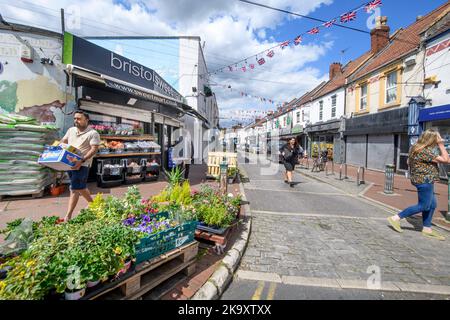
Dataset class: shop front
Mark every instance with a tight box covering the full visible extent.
[419,103,450,179]
[63,32,206,186]
[305,119,342,163]
[344,107,409,172]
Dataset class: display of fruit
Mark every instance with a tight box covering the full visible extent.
[107,141,125,149]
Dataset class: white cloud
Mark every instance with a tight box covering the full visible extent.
[0,0,335,127]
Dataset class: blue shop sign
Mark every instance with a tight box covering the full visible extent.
[419,104,450,122]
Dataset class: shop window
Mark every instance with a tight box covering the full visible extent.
[360,84,367,110]
[319,101,323,121]
[296,111,300,123]
[302,110,305,122]
[386,71,397,104]
[331,95,336,118]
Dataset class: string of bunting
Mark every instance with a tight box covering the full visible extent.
[207,0,382,75]
[214,83,288,108]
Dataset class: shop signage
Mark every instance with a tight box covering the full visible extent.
[63,32,183,102]
[419,104,450,122]
[104,79,178,108]
[280,127,292,135]
[292,124,303,134]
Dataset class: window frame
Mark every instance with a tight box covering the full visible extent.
[319,100,323,121]
[385,71,397,104]
[360,83,368,111]
[331,95,337,118]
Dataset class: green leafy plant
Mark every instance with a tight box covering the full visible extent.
[164,166,184,187]
[227,167,238,177]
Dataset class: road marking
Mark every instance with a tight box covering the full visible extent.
[251,281,265,300]
[237,270,450,295]
[267,282,277,300]
[237,270,282,283]
[251,210,389,221]
[244,186,350,196]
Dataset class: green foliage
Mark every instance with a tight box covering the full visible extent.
[190,185,237,228]
[164,166,184,186]
[227,167,238,177]
[0,220,139,299]
[151,180,192,207]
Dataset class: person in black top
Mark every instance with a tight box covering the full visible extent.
[280,137,301,187]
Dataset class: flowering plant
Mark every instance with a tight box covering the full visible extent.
[123,214,177,236]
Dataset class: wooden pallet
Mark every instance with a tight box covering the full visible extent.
[83,241,198,300]
[207,152,237,178]
[0,190,45,202]
[195,228,230,255]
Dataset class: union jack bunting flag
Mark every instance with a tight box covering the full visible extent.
[280,40,290,49]
[242,66,246,72]
[294,36,302,45]
[365,0,382,12]
[257,58,266,65]
[340,11,357,23]
[249,64,255,69]
[307,27,319,35]
[267,50,275,58]
[228,66,233,71]
[323,19,336,28]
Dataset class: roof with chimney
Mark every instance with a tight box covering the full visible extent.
[350,2,450,81]
[310,52,373,101]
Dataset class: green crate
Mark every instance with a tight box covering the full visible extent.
[134,213,198,264]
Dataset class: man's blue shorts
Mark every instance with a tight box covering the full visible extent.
[68,166,90,190]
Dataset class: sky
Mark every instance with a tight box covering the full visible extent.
[0,0,447,127]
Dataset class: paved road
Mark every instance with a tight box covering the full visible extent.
[221,152,450,300]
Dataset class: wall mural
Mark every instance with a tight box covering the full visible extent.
[0,31,74,135]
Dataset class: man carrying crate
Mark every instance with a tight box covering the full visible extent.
[60,111,100,222]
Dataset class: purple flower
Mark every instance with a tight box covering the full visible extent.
[142,215,152,223]
[123,217,136,226]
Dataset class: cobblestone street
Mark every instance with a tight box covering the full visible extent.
[222,153,450,299]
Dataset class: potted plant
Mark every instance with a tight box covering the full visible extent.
[227,167,238,184]
[49,172,66,196]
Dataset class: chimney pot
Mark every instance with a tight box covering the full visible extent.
[329,62,343,79]
[371,16,390,54]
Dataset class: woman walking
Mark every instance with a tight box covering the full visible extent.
[280,138,300,188]
[387,129,449,240]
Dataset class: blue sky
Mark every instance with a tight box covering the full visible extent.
[263,0,447,78]
[0,0,447,127]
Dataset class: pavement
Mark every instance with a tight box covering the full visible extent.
[293,159,450,231]
[221,151,450,300]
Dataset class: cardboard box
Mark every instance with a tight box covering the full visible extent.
[38,147,83,171]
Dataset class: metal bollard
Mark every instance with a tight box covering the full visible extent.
[339,163,348,180]
[447,173,450,221]
[357,167,365,186]
[384,164,395,194]
[219,159,228,195]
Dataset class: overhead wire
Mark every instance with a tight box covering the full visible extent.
[0,0,243,64]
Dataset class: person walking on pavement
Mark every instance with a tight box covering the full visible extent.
[60,111,100,222]
[387,129,449,240]
[280,137,301,188]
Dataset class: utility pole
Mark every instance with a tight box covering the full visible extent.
[60,9,65,35]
